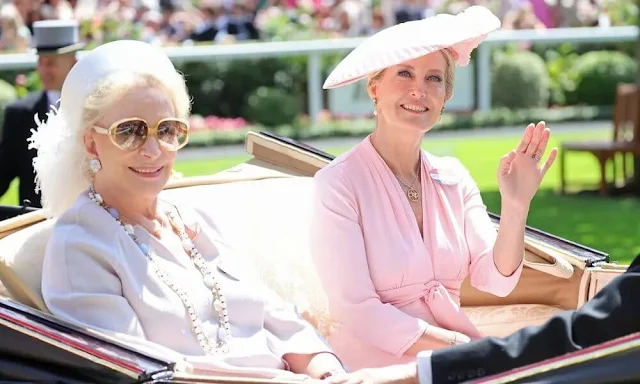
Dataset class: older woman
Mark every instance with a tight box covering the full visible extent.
[310,6,558,371]
[30,40,346,381]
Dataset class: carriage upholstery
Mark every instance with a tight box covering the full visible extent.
[0,133,628,343]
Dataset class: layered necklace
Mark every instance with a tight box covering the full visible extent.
[88,186,231,355]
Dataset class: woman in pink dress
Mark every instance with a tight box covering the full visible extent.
[310,6,558,371]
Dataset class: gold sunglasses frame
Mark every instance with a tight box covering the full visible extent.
[92,117,190,151]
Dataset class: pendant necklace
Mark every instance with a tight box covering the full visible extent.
[395,171,420,202]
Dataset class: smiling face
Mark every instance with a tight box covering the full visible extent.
[367,49,455,134]
[83,86,178,200]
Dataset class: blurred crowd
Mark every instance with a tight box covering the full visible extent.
[0,0,626,52]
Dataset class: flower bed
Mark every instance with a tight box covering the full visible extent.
[189,115,252,132]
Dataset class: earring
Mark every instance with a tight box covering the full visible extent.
[373,98,378,116]
[89,158,102,174]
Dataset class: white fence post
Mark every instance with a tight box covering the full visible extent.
[477,44,492,112]
[307,53,323,124]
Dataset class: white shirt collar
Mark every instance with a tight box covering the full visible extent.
[47,90,61,106]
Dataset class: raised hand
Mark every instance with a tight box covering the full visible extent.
[497,121,558,210]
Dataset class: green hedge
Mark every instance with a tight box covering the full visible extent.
[244,86,303,127]
[175,54,342,123]
[491,48,636,109]
[187,105,612,147]
[573,51,637,106]
[491,51,550,109]
[543,45,637,107]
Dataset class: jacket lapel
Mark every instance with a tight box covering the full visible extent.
[33,91,50,123]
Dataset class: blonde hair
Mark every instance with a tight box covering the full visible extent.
[368,48,457,102]
[82,71,191,131]
[31,69,191,218]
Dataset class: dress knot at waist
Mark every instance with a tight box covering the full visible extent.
[379,280,459,309]
[422,280,453,303]
[420,280,483,339]
[377,280,483,338]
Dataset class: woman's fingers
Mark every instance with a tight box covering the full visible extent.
[516,123,535,152]
[533,127,551,161]
[525,122,545,156]
[455,332,471,344]
[499,150,516,176]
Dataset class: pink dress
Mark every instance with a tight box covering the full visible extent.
[310,136,523,370]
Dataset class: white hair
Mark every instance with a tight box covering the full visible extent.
[28,41,191,218]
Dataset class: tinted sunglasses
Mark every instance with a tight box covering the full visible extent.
[93,117,190,151]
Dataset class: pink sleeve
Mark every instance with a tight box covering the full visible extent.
[461,168,523,298]
[310,167,428,357]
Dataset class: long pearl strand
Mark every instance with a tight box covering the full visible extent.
[88,187,231,355]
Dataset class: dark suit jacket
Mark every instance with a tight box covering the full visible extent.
[0,91,50,208]
[431,254,640,383]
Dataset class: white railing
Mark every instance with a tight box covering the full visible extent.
[0,26,636,122]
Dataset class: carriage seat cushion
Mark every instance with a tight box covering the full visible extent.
[0,218,55,312]
[463,304,564,338]
[1,176,565,339]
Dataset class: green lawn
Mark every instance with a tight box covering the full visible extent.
[2,128,638,264]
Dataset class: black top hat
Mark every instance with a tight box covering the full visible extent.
[32,19,86,55]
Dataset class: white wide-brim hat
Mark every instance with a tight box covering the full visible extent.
[323,6,501,89]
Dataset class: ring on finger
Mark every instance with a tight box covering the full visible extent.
[533,153,542,162]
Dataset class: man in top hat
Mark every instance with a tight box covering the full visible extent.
[0,19,84,208]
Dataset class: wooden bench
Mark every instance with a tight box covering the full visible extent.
[560,84,640,196]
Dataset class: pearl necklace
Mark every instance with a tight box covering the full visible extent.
[88,187,231,355]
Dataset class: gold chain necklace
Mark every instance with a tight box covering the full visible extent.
[395,171,420,202]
